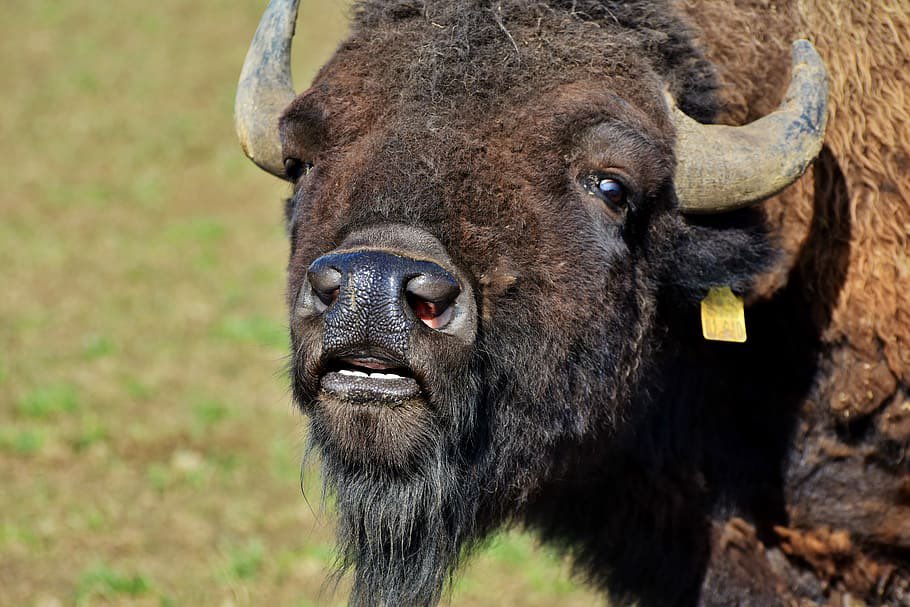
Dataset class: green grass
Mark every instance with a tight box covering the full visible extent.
[0,429,46,456]
[193,398,230,426]
[213,314,288,349]
[145,463,175,494]
[17,384,80,419]
[123,376,154,400]
[76,562,153,605]
[0,523,40,550]
[0,1,601,605]
[81,334,115,360]
[224,539,266,582]
[71,413,110,452]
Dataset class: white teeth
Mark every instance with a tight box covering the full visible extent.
[336,369,405,380]
[371,372,404,380]
[338,369,368,377]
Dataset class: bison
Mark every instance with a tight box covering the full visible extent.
[233,0,910,605]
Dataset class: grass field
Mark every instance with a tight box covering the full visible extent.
[0,1,602,605]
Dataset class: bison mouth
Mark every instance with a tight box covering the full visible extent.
[319,354,422,403]
[308,350,438,470]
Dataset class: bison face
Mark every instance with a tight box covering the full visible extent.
[283,70,677,462]
[278,62,682,602]
[235,1,827,604]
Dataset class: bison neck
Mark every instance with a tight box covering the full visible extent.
[524,280,823,607]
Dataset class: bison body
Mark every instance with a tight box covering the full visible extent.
[235,0,910,604]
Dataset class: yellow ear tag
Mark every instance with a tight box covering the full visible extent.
[700,286,747,343]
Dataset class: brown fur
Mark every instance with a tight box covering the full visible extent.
[679,1,910,602]
[274,0,910,603]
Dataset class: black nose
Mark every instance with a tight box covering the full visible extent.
[305,250,464,359]
[308,251,460,325]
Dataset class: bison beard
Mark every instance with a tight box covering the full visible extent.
[312,427,467,606]
[295,340,485,605]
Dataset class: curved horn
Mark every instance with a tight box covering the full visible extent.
[234,0,300,179]
[673,40,829,213]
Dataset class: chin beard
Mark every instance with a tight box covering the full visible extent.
[309,419,478,607]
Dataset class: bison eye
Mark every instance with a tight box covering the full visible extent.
[582,173,629,210]
[283,158,313,181]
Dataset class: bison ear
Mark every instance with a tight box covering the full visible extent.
[655,209,776,307]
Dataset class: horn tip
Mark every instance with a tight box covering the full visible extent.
[790,39,824,71]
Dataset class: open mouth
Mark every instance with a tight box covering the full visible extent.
[320,355,422,403]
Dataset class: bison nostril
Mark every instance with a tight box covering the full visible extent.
[408,296,454,329]
[405,273,460,330]
[308,265,342,312]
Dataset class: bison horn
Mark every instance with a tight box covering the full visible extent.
[673,40,829,213]
[234,0,300,179]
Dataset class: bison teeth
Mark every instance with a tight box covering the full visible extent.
[338,369,369,378]
[337,369,406,380]
[371,372,405,380]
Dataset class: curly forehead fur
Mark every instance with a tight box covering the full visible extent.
[344,0,719,120]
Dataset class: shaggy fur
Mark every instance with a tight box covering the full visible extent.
[677,1,910,602]
[274,0,910,605]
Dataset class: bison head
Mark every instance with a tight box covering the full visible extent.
[235,0,827,604]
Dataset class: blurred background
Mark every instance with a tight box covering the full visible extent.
[0,1,601,605]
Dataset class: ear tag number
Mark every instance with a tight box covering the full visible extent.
[700,286,747,343]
